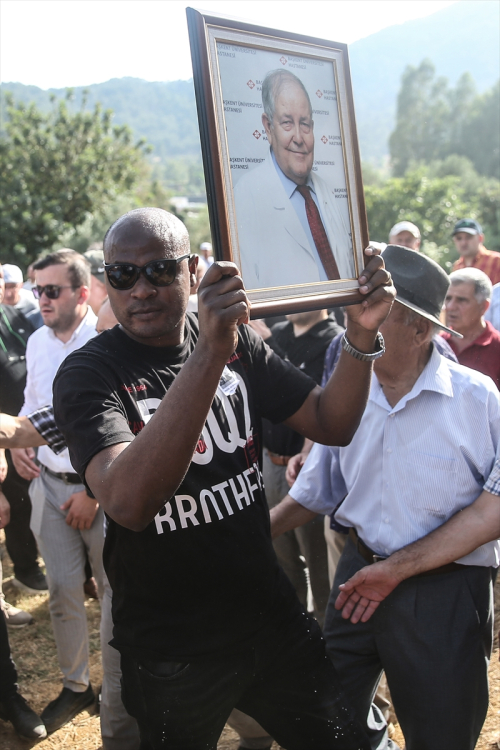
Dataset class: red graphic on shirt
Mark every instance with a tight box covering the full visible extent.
[321,135,328,144]
[253,130,261,139]
[316,90,323,98]
[227,352,243,365]
[244,433,259,469]
[280,56,287,65]
[247,80,255,89]
[196,437,208,454]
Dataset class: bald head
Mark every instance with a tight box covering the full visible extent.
[104,208,190,262]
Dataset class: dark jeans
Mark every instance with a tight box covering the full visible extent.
[0,594,18,700]
[325,536,493,750]
[120,609,370,750]
[2,457,39,577]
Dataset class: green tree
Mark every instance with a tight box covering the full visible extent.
[364,164,500,268]
[0,90,149,267]
[389,61,499,179]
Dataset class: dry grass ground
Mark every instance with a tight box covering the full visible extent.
[1,535,499,750]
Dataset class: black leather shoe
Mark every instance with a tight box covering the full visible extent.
[0,691,47,740]
[41,684,95,734]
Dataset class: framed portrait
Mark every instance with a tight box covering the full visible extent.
[187,8,368,317]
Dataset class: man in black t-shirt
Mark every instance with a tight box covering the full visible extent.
[0,263,47,597]
[250,310,341,627]
[53,207,394,750]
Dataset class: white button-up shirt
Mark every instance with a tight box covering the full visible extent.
[290,346,500,568]
[20,308,98,473]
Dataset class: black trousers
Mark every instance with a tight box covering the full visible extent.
[0,591,18,701]
[119,606,370,750]
[325,536,493,750]
[2,456,38,577]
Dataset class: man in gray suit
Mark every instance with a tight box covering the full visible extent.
[233,69,353,290]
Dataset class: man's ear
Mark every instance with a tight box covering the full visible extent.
[480,298,490,317]
[189,255,199,289]
[262,113,272,139]
[414,316,433,347]
[78,286,91,305]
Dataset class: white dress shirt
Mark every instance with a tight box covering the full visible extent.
[290,346,500,568]
[20,308,98,473]
[485,282,500,332]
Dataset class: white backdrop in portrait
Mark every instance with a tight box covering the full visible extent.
[216,42,350,231]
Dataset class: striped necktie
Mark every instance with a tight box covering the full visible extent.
[296,185,340,280]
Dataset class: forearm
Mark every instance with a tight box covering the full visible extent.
[381,491,500,581]
[270,495,317,538]
[0,414,46,448]
[86,343,227,530]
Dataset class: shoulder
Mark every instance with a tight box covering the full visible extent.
[233,155,274,195]
[445,356,500,402]
[482,246,500,260]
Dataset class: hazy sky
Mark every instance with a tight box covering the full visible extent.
[1,0,456,89]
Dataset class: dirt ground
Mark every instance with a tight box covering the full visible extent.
[1,536,499,749]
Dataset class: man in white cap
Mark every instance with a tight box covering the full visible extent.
[1,265,39,318]
[199,241,214,266]
[388,221,420,251]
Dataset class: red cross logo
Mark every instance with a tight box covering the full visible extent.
[321,135,328,144]
[253,130,261,139]
[316,90,323,98]
[280,56,287,65]
[247,80,255,89]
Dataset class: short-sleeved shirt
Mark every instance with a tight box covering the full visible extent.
[452,246,500,286]
[53,314,316,660]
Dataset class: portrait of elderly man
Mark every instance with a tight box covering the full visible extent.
[233,69,354,289]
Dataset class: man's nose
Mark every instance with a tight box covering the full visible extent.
[130,274,157,298]
[291,123,304,143]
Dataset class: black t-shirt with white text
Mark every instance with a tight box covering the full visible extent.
[53,315,316,659]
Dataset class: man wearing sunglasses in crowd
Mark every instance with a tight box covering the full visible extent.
[10,249,104,733]
[50,206,394,750]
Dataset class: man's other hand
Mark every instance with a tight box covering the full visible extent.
[0,450,8,483]
[60,490,99,530]
[286,451,307,487]
[197,261,250,362]
[0,491,11,529]
[346,245,395,334]
[248,319,272,340]
[334,559,402,623]
[10,447,41,480]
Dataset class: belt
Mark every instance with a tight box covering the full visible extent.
[348,528,466,577]
[267,451,292,467]
[42,465,82,485]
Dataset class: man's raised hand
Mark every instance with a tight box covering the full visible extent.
[197,261,250,361]
[346,245,395,335]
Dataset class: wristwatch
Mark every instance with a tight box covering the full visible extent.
[341,332,385,361]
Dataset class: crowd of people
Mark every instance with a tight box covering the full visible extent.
[0,210,499,750]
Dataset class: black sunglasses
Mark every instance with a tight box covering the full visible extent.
[104,255,193,290]
[33,285,76,300]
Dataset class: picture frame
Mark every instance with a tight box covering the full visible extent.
[187,7,368,318]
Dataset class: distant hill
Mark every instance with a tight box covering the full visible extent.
[1,0,498,165]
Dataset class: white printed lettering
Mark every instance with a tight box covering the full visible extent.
[154,502,176,533]
[175,495,200,529]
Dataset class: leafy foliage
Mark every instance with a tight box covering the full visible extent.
[0,91,149,266]
[389,60,500,179]
[365,161,500,268]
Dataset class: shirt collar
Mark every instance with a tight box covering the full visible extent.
[371,344,453,413]
[271,148,315,199]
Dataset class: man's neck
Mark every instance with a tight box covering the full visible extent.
[53,306,88,344]
[375,345,432,409]
[451,319,486,353]
[292,311,328,338]
[461,244,483,266]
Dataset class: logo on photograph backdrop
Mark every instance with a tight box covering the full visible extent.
[280,56,287,65]
[247,80,255,89]
[253,130,261,139]
[321,135,328,144]
[316,90,323,98]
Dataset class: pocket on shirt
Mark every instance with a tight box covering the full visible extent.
[404,451,457,519]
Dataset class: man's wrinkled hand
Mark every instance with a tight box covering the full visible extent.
[10,447,41,480]
[334,560,402,623]
[286,452,307,487]
[346,245,395,334]
[0,450,8,483]
[61,490,99,530]
[197,261,250,361]
[0,491,11,529]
